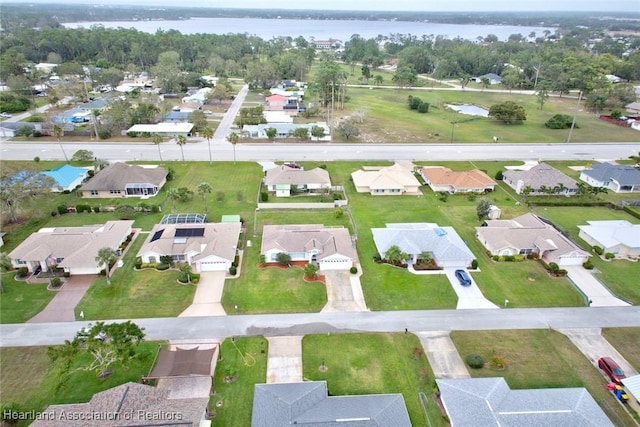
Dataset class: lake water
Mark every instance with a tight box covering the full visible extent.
[62,17,552,42]
[447,104,489,117]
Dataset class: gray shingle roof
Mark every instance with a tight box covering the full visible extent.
[503,163,577,191]
[264,165,331,186]
[581,162,640,186]
[261,224,355,261]
[251,382,411,427]
[79,163,167,191]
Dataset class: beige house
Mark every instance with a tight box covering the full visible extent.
[419,167,496,193]
[9,220,134,275]
[578,220,640,258]
[79,163,167,198]
[261,224,355,271]
[476,213,589,266]
[351,163,421,195]
[137,222,241,272]
[264,165,331,197]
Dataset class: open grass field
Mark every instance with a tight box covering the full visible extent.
[0,273,55,324]
[329,87,640,144]
[76,234,195,319]
[451,329,636,427]
[303,332,445,427]
[212,337,268,427]
[0,341,160,426]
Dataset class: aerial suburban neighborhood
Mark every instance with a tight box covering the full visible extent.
[0,3,640,427]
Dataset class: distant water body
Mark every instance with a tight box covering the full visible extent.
[62,17,553,41]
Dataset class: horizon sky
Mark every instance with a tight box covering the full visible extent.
[12,0,631,12]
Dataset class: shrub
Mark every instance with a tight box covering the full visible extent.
[438,192,449,202]
[514,255,525,262]
[373,253,382,263]
[547,262,560,273]
[260,190,269,202]
[304,263,318,279]
[583,260,594,269]
[489,354,506,369]
[98,129,111,140]
[229,265,237,275]
[259,255,266,266]
[471,259,478,269]
[141,132,151,138]
[76,204,91,213]
[332,192,344,200]
[51,211,57,217]
[417,101,429,113]
[57,204,68,215]
[33,156,40,162]
[467,194,477,202]
[93,206,100,213]
[492,255,500,261]
[156,263,170,271]
[51,277,62,287]
[159,255,174,267]
[135,258,142,269]
[604,252,615,259]
[127,131,137,138]
[503,255,515,262]
[593,246,604,255]
[466,354,485,369]
[276,252,291,266]
[494,170,503,180]
[63,272,70,278]
[17,267,28,277]
[556,269,568,276]
[545,114,575,129]
[334,207,344,218]
[350,266,358,274]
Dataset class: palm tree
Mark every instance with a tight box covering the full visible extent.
[196,182,212,213]
[152,133,163,163]
[0,252,12,293]
[384,245,407,265]
[166,188,180,213]
[93,158,109,171]
[226,131,239,164]
[201,126,214,165]
[176,134,187,164]
[554,182,567,195]
[53,124,69,163]
[95,247,117,285]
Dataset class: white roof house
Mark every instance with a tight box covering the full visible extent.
[264,165,331,197]
[351,163,421,196]
[372,223,475,268]
[578,220,640,258]
[127,122,193,137]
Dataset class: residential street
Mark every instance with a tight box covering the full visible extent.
[1,306,639,348]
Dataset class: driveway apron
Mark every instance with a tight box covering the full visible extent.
[266,336,303,384]
[414,331,470,379]
[27,275,94,323]
[565,266,631,307]
[321,270,368,312]
[443,268,498,310]
[179,271,227,317]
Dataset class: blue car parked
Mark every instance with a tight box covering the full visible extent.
[455,269,472,286]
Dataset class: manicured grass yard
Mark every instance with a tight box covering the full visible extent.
[212,337,268,427]
[0,273,55,324]
[601,327,640,370]
[76,235,195,319]
[0,341,159,425]
[303,333,446,427]
[451,329,636,427]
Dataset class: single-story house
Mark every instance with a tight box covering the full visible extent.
[164,111,191,123]
[181,87,211,104]
[31,382,208,427]
[138,221,241,272]
[261,224,355,271]
[372,223,475,268]
[437,377,613,427]
[34,63,58,74]
[54,107,91,124]
[471,73,502,85]
[42,164,90,192]
[476,213,590,266]
[419,167,496,193]
[242,122,330,141]
[78,163,167,198]
[351,163,422,195]
[252,381,411,427]
[579,162,640,193]
[126,122,193,138]
[264,165,331,197]
[9,220,133,275]
[578,220,640,258]
[0,126,15,138]
[263,110,294,123]
[503,163,578,195]
[269,87,304,99]
[625,101,640,114]
[265,94,289,109]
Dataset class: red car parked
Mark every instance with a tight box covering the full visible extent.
[598,357,626,384]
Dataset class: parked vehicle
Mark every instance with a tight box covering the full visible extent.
[0,112,12,118]
[454,269,472,286]
[598,357,626,384]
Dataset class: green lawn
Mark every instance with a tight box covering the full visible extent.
[601,327,640,370]
[76,235,195,319]
[451,329,636,427]
[534,206,640,304]
[303,333,445,427]
[0,341,159,426]
[212,337,268,427]
[0,273,55,324]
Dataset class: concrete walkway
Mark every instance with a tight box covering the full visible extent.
[179,271,227,317]
[443,268,499,310]
[27,276,95,323]
[414,331,470,379]
[565,266,631,307]
[321,269,368,312]
[266,336,303,383]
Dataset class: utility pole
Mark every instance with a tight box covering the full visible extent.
[566,91,582,143]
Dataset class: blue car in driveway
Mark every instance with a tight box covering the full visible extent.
[455,269,472,286]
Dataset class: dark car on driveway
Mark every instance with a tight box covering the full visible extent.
[598,357,626,384]
[454,269,472,286]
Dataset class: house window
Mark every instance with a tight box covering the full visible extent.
[109,190,122,194]
[148,256,157,263]
[55,257,64,264]
[15,259,26,265]
[171,254,186,261]
[519,249,533,255]
[90,190,99,196]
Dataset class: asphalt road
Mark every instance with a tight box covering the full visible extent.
[1,306,639,347]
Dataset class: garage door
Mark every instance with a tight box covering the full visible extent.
[197,261,226,272]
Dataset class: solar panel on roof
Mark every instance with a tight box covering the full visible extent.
[435,228,447,236]
[174,228,205,237]
[150,229,164,242]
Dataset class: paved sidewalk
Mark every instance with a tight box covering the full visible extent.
[414,331,470,379]
[27,276,95,323]
[321,269,368,312]
[179,271,227,317]
[565,267,630,307]
[266,336,303,383]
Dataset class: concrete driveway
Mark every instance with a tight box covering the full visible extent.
[415,331,470,379]
[321,270,368,312]
[179,271,227,317]
[565,266,631,307]
[266,336,303,383]
[27,275,94,323]
[444,269,498,310]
